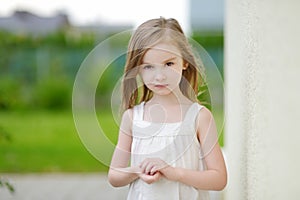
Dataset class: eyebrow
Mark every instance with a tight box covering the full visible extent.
[142,57,177,64]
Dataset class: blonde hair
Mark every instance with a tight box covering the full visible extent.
[122,17,204,110]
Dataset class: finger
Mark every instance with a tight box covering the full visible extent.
[145,162,155,174]
[139,160,148,173]
[152,171,161,181]
[150,166,158,175]
[139,158,152,171]
[142,159,155,174]
[139,173,155,184]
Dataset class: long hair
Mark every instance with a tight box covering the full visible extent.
[122,17,204,110]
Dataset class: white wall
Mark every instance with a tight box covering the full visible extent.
[225,0,300,199]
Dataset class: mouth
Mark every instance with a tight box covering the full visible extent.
[154,84,168,88]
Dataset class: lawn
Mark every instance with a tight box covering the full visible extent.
[0,110,119,173]
[0,108,224,173]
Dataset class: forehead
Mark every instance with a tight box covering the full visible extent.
[142,43,182,63]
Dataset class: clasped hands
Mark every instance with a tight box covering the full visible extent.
[136,158,179,184]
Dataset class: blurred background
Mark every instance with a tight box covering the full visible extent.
[0,0,224,198]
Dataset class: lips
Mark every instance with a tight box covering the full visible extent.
[154,84,168,88]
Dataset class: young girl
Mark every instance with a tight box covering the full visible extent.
[108,17,227,200]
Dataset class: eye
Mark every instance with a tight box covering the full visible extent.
[143,64,154,69]
[166,62,174,67]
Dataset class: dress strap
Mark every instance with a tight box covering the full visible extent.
[183,103,204,125]
[133,102,145,121]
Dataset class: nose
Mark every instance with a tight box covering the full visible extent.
[154,67,166,81]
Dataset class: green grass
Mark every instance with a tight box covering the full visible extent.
[0,108,224,173]
[0,110,118,173]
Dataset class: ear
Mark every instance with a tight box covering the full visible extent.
[183,62,189,70]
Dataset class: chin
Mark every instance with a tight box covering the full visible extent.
[153,90,173,96]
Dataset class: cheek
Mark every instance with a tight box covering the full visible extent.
[139,72,152,84]
[168,68,183,82]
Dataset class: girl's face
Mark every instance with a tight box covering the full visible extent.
[139,42,186,96]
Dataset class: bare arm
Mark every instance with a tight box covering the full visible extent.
[108,109,162,187]
[169,107,227,190]
[108,109,139,187]
[140,107,227,190]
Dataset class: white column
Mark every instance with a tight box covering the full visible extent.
[225,0,300,199]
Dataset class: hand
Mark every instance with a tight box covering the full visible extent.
[139,158,180,182]
[139,158,169,175]
[138,171,162,184]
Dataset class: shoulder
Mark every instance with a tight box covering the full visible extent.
[196,105,213,122]
[121,108,133,123]
[195,105,215,137]
[119,108,134,133]
[122,101,144,119]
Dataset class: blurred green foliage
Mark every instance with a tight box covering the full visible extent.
[0,76,21,109]
[192,31,224,77]
[0,30,128,110]
[0,125,14,193]
[0,30,95,47]
[191,31,223,48]
[34,77,72,109]
[0,178,14,193]
[0,30,223,111]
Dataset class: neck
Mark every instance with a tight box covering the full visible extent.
[150,91,191,106]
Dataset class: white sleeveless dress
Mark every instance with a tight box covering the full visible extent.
[127,102,210,200]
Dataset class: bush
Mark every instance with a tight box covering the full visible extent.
[33,77,72,110]
[0,76,23,110]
